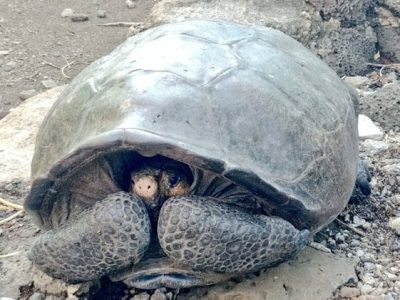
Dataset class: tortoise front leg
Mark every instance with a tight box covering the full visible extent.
[29,192,150,283]
[158,196,309,274]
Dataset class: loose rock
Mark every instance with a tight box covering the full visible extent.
[358,114,384,140]
[340,286,361,298]
[0,50,10,57]
[131,293,150,300]
[97,10,107,18]
[4,61,17,72]
[70,13,89,22]
[150,290,167,300]
[388,217,400,235]
[28,292,45,300]
[126,0,136,9]
[18,89,37,101]
[41,80,57,89]
[61,8,74,18]
[344,76,369,89]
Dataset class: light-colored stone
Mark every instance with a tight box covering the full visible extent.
[0,86,65,183]
[4,60,17,71]
[358,114,384,141]
[126,0,136,9]
[340,286,361,298]
[61,8,74,18]
[355,296,388,300]
[360,284,375,295]
[361,139,389,155]
[382,163,400,174]
[150,290,167,300]
[18,89,37,100]
[353,216,367,228]
[132,293,150,300]
[388,217,400,235]
[97,10,106,18]
[32,267,86,298]
[28,292,45,300]
[0,50,10,56]
[198,247,357,300]
[41,79,57,89]
[343,76,369,89]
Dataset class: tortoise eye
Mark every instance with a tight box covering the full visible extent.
[168,175,180,187]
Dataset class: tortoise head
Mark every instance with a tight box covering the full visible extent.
[130,158,193,209]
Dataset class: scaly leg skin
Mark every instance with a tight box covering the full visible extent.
[29,192,151,283]
[158,196,309,274]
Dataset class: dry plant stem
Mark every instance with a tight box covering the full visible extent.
[0,197,24,210]
[97,22,140,27]
[0,210,24,226]
[61,56,74,79]
[367,63,400,68]
[43,61,61,69]
[335,218,366,237]
[0,251,20,259]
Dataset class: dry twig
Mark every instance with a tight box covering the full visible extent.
[0,197,24,211]
[97,21,140,27]
[367,62,400,68]
[61,55,74,79]
[0,251,20,259]
[335,218,366,237]
[0,210,24,226]
[43,61,61,69]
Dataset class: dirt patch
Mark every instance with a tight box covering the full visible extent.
[0,0,154,119]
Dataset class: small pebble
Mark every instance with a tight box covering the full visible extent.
[29,292,45,300]
[41,79,57,89]
[339,286,361,298]
[97,10,107,18]
[353,216,366,228]
[356,249,365,257]
[390,239,400,251]
[343,75,369,89]
[165,292,173,300]
[4,60,17,71]
[362,273,377,286]
[61,8,74,18]
[131,293,150,300]
[327,237,336,247]
[358,114,383,141]
[388,217,400,235]
[70,13,89,22]
[18,89,37,100]
[150,290,167,300]
[335,232,346,243]
[360,284,374,295]
[0,50,10,56]
[126,0,136,8]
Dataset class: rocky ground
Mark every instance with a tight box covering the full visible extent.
[1,1,400,300]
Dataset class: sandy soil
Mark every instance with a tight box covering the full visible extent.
[0,0,153,119]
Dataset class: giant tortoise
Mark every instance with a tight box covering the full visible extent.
[24,19,366,289]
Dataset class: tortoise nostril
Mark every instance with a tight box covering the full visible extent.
[148,186,151,189]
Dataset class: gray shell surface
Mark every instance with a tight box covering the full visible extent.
[25,20,358,232]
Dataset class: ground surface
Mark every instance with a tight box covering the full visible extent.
[0,0,153,119]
